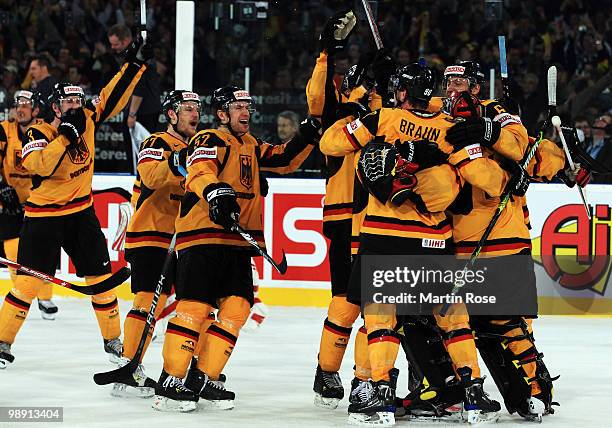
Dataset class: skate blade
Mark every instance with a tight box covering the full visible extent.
[348,411,395,426]
[518,412,543,423]
[40,312,56,320]
[314,393,340,410]
[199,399,234,410]
[152,395,198,412]
[111,383,154,398]
[107,354,123,365]
[463,409,499,424]
[405,410,464,423]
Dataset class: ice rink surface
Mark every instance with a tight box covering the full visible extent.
[1,298,610,427]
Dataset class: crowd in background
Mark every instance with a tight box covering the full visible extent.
[0,0,610,179]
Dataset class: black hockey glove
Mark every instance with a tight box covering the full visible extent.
[557,162,591,188]
[446,117,501,150]
[123,35,154,65]
[371,49,397,88]
[500,158,530,197]
[57,108,86,145]
[299,117,322,145]
[335,102,369,121]
[168,147,188,177]
[0,184,23,216]
[205,182,240,231]
[319,10,356,54]
[395,139,449,172]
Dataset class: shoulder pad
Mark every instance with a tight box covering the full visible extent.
[189,130,227,148]
[27,125,50,142]
[142,134,172,151]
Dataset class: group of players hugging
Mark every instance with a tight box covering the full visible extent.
[0,7,594,426]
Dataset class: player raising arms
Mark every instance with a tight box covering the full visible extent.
[0,37,151,369]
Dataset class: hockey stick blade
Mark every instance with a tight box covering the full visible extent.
[94,236,176,386]
[0,256,129,296]
[547,66,557,108]
[232,223,287,274]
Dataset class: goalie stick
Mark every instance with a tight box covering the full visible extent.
[94,234,176,386]
[440,66,558,316]
[0,256,129,296]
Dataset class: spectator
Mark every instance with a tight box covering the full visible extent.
[586,116,612,173]
[574,115,592,146]
[28,55,57,101]
[274,110,300,145]
[107,24,161,132]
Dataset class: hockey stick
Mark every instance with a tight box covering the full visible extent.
[0,256,129,296]
[498,36,509,99]
[93,234,177,386]
[231,222,287,274]
[361,0,383,49]
[176,167,286,274]
[552,116,591,219]
[140,0,147,42]
[440,66,558,316]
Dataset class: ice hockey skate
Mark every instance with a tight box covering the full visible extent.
[184,367,235,410]
[38,299,58,320]
[152,370,198,412]
[110,357,157,398]
[313,364,344,409]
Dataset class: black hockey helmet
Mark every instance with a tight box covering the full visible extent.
[443,61,485,87]
[210,86,254,113]
[13,89,44,110]
[391,63,437,103]
[48,82,86,107]
[162,90,201,121]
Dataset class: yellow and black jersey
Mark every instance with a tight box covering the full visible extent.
[450,146,532,258]
[125,132,187,252]
[22,62,145,217]
[306,51,343,122]
[175,128,313,252]
[321,107,461,251]
[0,119,43,203]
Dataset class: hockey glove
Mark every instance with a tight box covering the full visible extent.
[0,184,23,216]
[319,10,356,54]
[299,117,322,145]
[123,35,154,65]
[205,182,240,231]
[335,102,369,121]
[500,158,530,197]
[395,139,449,172]
[557,162,591,188]
[57,108,86,145]
[168,148,188,177]
[389,174,418,206]
[357,138,399,204]
[446,117,501,150]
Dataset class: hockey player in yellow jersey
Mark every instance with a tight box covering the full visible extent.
[322,63,508,425]
[152,86,318,412]
[0,38,150,369]
[109,90,201,398]
[306,10,398,410]
[441,61,568,421]
[0,90,58,322]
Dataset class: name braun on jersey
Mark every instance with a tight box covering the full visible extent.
[372,292,497,305]
[398,119,441,142]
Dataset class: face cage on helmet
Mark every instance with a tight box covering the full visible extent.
[442,74,482,91]
[13,97,36,109]
[222,100,256,114]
